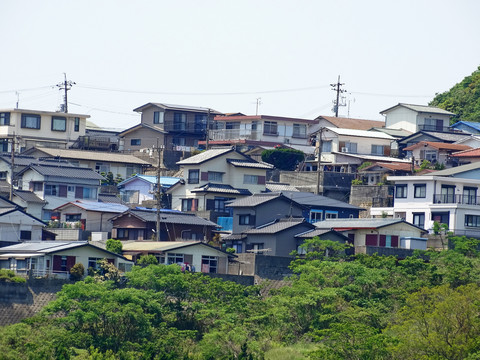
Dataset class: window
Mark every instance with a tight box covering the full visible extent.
[325,211,338,219]
[440,185,455,203]
[251,121,258,131]
[244,175,259,184]
[414,184,426,198]
[322,141,332,153]
[395,184,407,198]
[83,187,97,199]
[51,116,66,131]
[0,139,8,152]
[226,122,240,130]
[239,214,253,225]
[0,112,10,126]
[153,111,164,124]
[188,169,199,184]
[67,186,75,192]
[208,171,223,182]
[21,113,41,129]
[292,124,307,138]
[201,256,217,273]
[371,144,385,155]
[130,139,141,146]
[309,210,323,223]
[465,215,480,227]
[214,197,233,212]
[44,184,59,196]
[172,137,186,146]
[74,117,80,132]
[95,162,110,174]
[341,142,357,153]
[66,214,81,222]
[231,241,243,253]
[88,257,103,270]
[463,187,477,205]
[0,171,7,180]
[424,118,443,131]
[182,198,198,211]
[20,230,32,240]
[167,253,184,265]
[413,213,425,228]
[126,165,142,177]
[195,114,207,131]
[263,121,278,135]
[173,113,186,130]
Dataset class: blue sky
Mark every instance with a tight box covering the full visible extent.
[0,0,478,130]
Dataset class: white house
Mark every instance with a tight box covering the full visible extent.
[0,109,89,151]
[371,162,480,238]
[381,103,456,134]
[167,147,273,213]
[0,206,45,244]
[117,175,180,205]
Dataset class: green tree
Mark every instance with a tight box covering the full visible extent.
[430,66,480,123]
[261,148,305,170]
[105,238,122,255]
[69,263,85,281]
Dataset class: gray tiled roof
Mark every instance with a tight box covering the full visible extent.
[176,148,234,165]
[28,164,105,180]
[381,103,455,116]
[427,161,480,176]
[226,193,279,207]
[266,182,300,192]
[128,210,218,227]
[314,218,404,229]
[226,159,274,169]
[190,183,252,195]
[294,229,334,238]
[13,190,46,204]
[98,194,126,204]
[245,218,309,234]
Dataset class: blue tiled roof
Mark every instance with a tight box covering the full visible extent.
[451,121,480,132]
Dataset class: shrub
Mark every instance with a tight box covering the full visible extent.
[70,263,85,281]
[0,269,26,283]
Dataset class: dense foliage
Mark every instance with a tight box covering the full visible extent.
[3,236,480,358]
[261,148,305,171]
[430,66,480,123]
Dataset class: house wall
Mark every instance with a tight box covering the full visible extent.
[57,205,118,232]
[0,111,86,148]
[121,127,165,152]
[385,107,451,133]
[52,246,132,272]
[339,223,424,247]
[0,212,43,241]
[164,246,229,274]
[121,178,154,203]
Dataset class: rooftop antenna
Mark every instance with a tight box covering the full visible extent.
[15,91,19,109]
[255,97,262,115]
[56,73,75,113]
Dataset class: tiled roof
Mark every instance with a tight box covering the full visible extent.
[332,152,411,163]
[30,147,151,165]
[450,148,480,158]
[245,218,310,234]
[133,102,222,114]
[226,158,274,169]
[0,155,37,166]
[403,141,471,152]
[359,162,416,172]
[0,241,89,254]
[122,241,229,254]
[317,116,385,130]
[266,182,300,192]
[451,121,480,132]
[294,229,335,238]
[381,103,456,116]
[223,234,247,241]
[98,194,125,204]
[118,175,180,187]
[427,161,480,176]
[126,209,218,227]
[190,183,252,195]
[176,148,234,165]
[27,164,105,180]
[13,190,46,204]
[118,123,168,136]
[226,193,280,207]
[370,127,413,138]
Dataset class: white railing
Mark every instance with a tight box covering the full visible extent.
[210,129,261,141]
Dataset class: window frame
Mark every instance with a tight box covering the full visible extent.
[74,117,80,132]
[413,212,425,228]
[153,111,164,124]
[130,139,141,146]
[21,113,41,129]
[51,116,67,132]
[263,121,278,135]
[208,171,223,182]
[414,184,426,198]
[188,169,199,184]
[173,113,187,131]
[395,184,407,199]
[0,112,10,126]
[292,123,307,138]
[239,214,253,225]
[243,174,259,184]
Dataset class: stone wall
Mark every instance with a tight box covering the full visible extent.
[349,185,393,218]
[228,253,293,280]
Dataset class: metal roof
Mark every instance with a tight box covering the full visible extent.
[29,147,151,165]
[266,182,300,192]
[314,218,406,230]
[226,158,274,169]
[332,152,411,163]
[294,229,338,238]
[0,241,88,254]
[380,103,456,116]
[399,131,471,144]
[325,127,394,139]
[450,121,480,132]
[190,183,252,195]
[245,218,311,234]
[427,161,480,176]
[55,200,128,213]
[176,148,234,165]
[26,164,105,180]
[121,241,227,254]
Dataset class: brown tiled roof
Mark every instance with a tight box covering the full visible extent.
[403,141,471,152]
[450,148,480,158]
[317,116,385,130]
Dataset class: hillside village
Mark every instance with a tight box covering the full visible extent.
[1,100,480,279]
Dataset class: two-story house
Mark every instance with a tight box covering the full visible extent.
[370,162,480,238]
[117,174,180,205]
[403,141,471,167]
[381,103,456,134]
[18,163,105,221]
[0,108,89,151]
[166,147,273,222]
[207,114,317,150]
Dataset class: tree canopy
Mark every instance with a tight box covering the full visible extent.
[430,66,480,123]
[261,147,305,171]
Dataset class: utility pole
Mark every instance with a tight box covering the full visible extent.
[9,135,15,201]
[205,109,211,150]
[155,138,165,241]
[316,128,324,195]
[330,75,346,117]
[255,97,262,115]
[56,73,75,113]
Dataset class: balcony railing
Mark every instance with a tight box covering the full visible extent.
[433,194,480,205]
[210,129,261,141]
[418,124,455,133]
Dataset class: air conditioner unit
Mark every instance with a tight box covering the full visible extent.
[341,147,348,153]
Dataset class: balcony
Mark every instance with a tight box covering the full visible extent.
[433,194,480,205]
[418,124,456,133]
[210,129,261,141]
